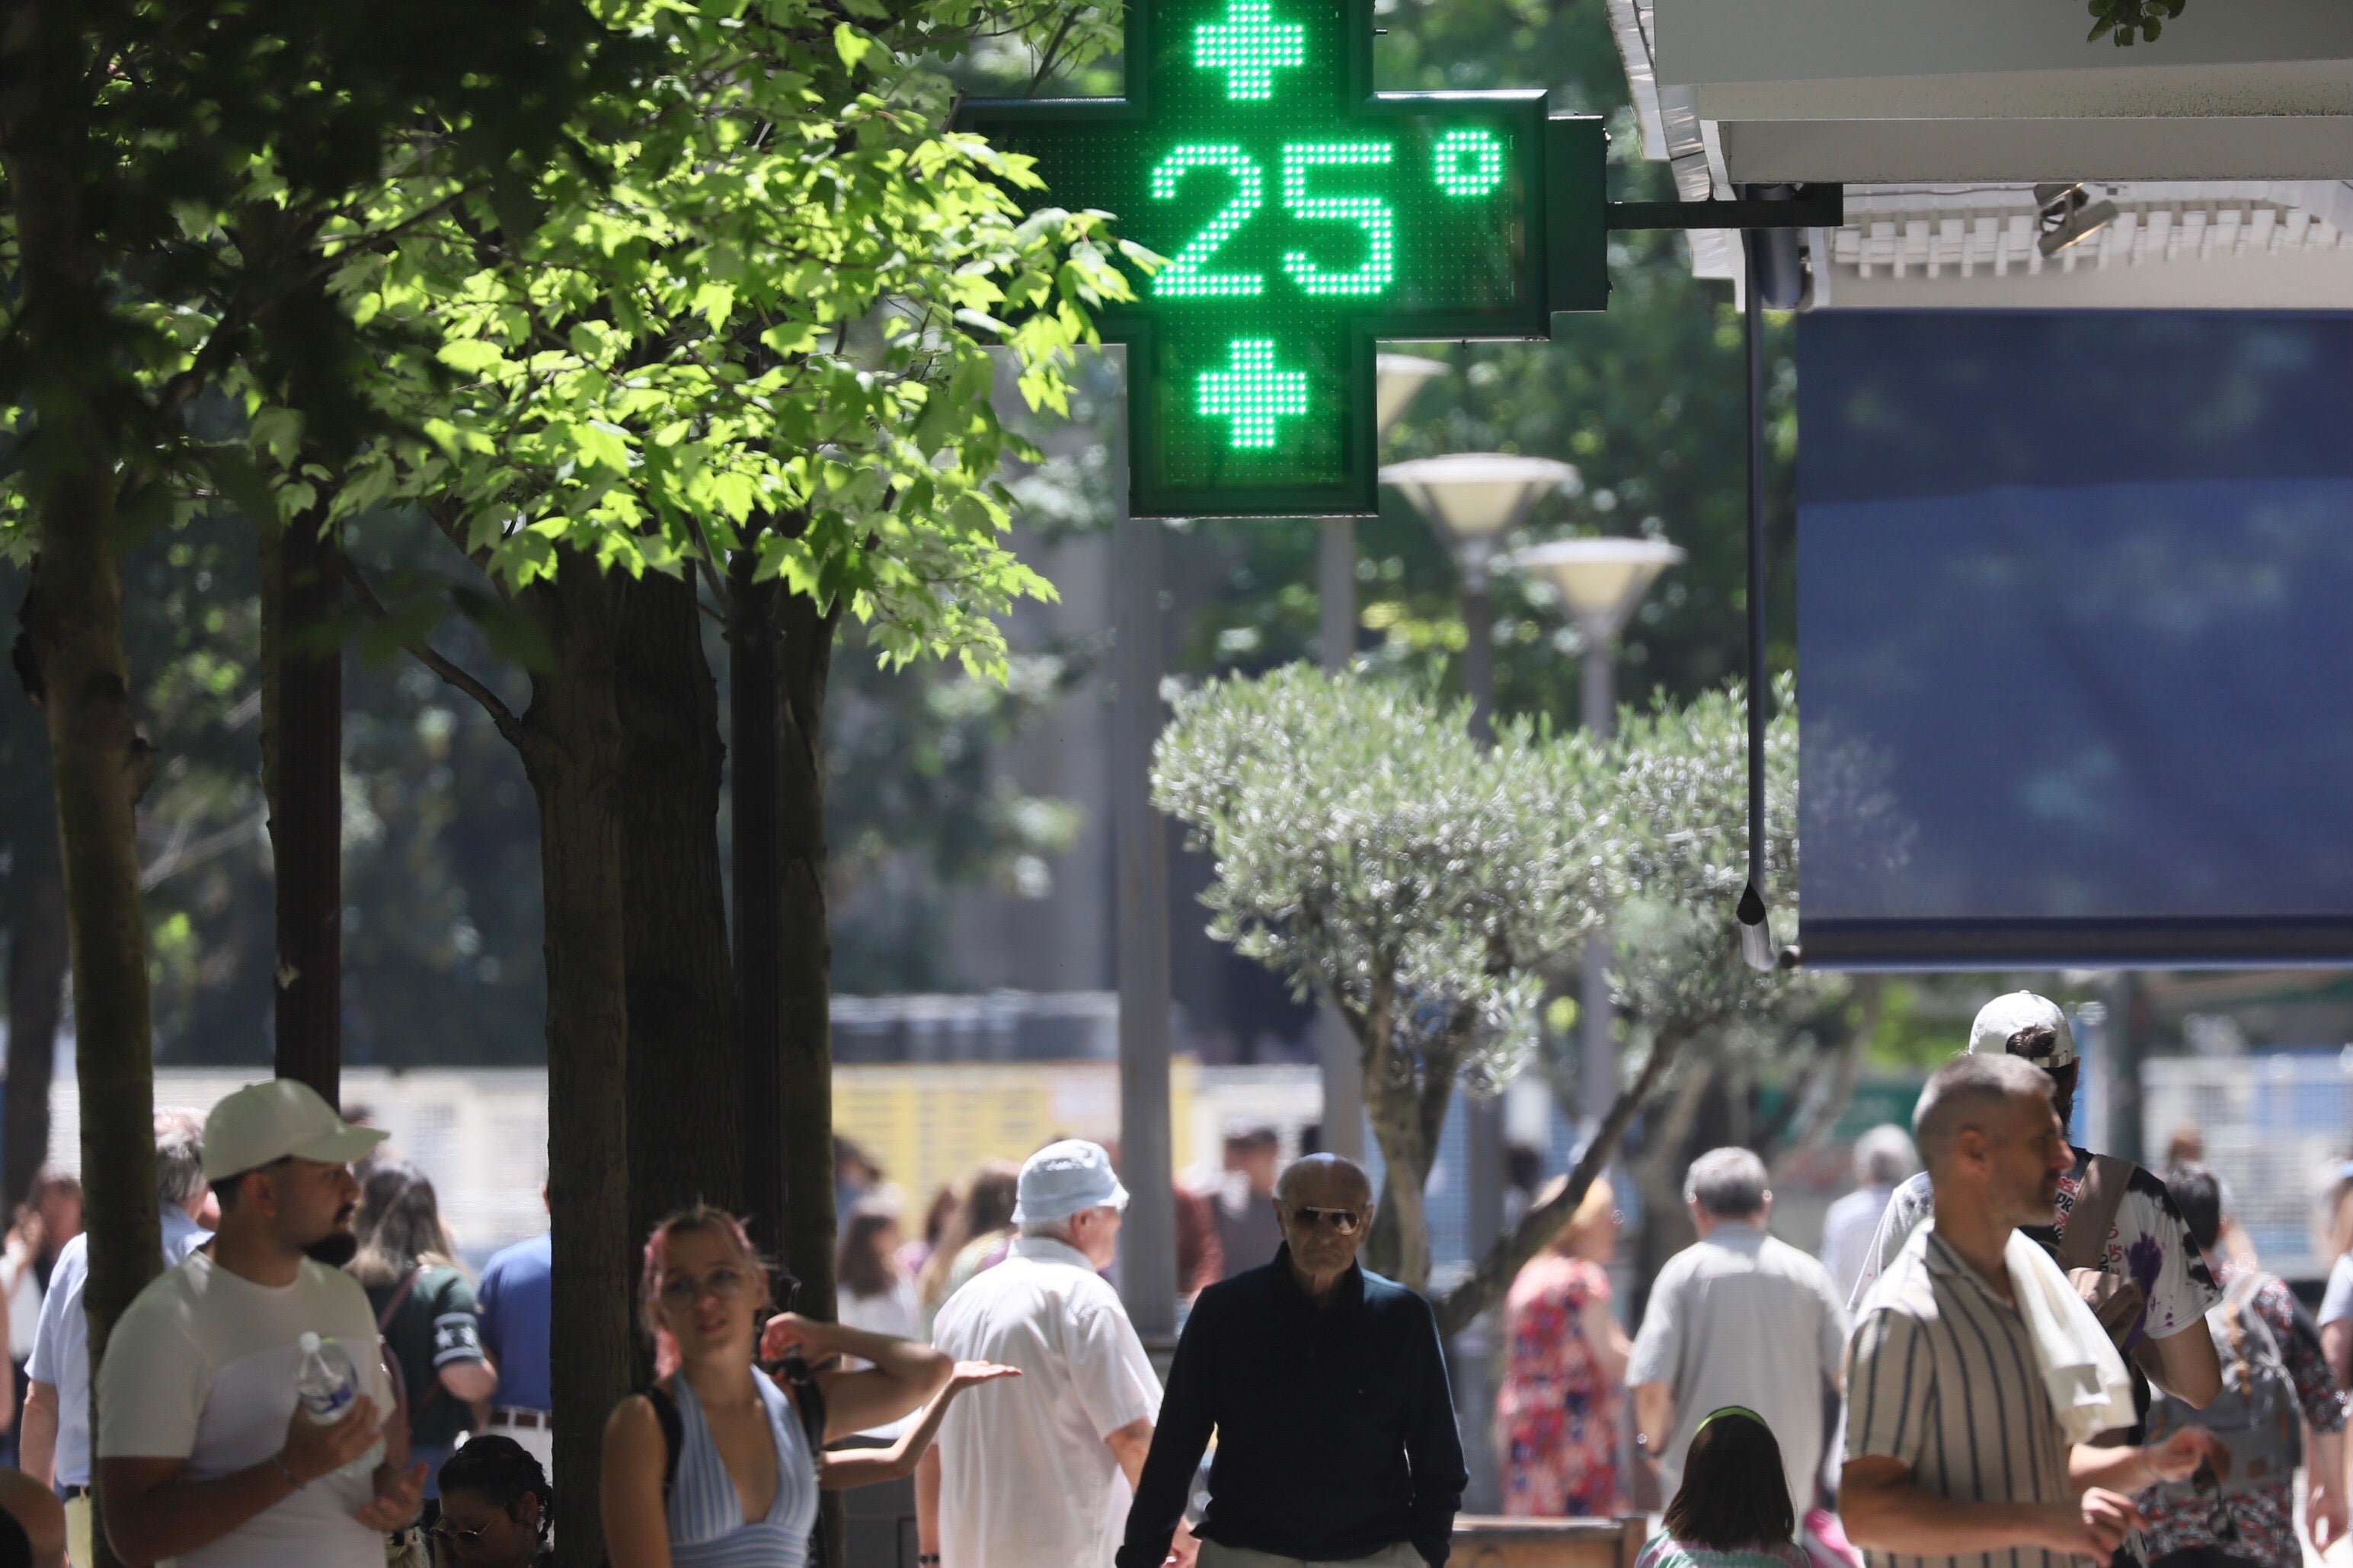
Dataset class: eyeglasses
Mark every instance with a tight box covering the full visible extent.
[1288,1206,1366,1237]
[659,1266,750,1306]
[428,1519,494,1546]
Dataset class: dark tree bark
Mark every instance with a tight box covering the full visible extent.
[616,569,741,1266]
[261,509,344,1105]
[775,586,839,1327]
[3,863,66,1212]
[510,562,636,1568]
[2,14,163,1563]
[731,555,785,1261]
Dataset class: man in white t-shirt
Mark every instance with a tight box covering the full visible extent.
[97,1078,426,1568]
[1848,992,2223,1407]
[24,1109,213,1567]
[919,1140,1180,1568]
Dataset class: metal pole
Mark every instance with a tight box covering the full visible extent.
[1314,517,1365,1159]
[1735,231,1774,969]
[1319,518,1355,675]
[1462,566,1495,747]
[1114,513,1177,1340]
[1578,638,1616,1130]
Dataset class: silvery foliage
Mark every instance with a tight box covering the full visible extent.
[1154,666,1616,1099]
[1603,672,1842,1083]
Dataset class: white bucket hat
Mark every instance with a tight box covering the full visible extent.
[1012,1139,1129,1226]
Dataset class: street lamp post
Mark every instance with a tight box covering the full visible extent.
[1313,356,1451,1167]
[1380,454,1581,744]
[1321,355,1451,676]
[1380,452,1576,1515]
[1517,538,1684,1133]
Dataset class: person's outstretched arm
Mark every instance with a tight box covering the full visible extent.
[819,1362,1020,1490]
[763,1314,953,1439]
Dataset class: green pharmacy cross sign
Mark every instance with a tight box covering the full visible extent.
[958,0,1607,518]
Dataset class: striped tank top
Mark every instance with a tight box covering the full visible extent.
[667,1367,820,1568]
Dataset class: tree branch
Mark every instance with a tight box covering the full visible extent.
[1432,1023,1694,1338]
[339,556,526,747]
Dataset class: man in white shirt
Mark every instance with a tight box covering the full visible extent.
[23,1109,213,1567]
[919,1140,1184,1568]
[1629,1146,1850,1519]
[97,1078,426,1568]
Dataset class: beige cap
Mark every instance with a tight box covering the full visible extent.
[1967,992,2076,1071]
[202,1078,388,1180]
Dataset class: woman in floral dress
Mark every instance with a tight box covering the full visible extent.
[1497,1178,1632,1516]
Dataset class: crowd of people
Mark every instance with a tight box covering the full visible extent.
[0,987,2339,1568]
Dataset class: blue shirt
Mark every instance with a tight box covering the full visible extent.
[477,1232,551,1412]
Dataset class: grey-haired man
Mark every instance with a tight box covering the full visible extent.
[1629,1146,1849,1519]
[1849,992,2222,1407]
[24,1109,214,1566]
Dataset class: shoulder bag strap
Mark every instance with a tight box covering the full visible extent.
[644,1384,684,1499]
[377,1265,425,1333]
[2055,1155,2130,1274]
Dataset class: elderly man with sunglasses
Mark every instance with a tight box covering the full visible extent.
[1119,1153,1468,1568]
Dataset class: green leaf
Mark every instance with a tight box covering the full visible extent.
[834,23,876,72]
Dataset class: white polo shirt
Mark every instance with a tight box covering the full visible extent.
[930,1235,1162,1568]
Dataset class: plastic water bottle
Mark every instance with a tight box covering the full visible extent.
[294,1332,358,1425]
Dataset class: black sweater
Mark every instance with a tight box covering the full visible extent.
[1117,1247,1467,1568]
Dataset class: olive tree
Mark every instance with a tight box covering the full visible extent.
[1156,666,1833,1330]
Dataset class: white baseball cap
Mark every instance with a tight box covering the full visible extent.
[1012,1139,1129,1226]
[202,1078,388,1180]
[1968,992,2076,1071]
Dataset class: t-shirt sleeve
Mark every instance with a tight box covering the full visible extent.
[26,1244,81,1386]
[95,1299,207,1461]
[2322,1254,2353,1329]
[1068,1287,1162,1440]
[429,1272,488,1368]
[1845,1308,1929,1471]
[1849,1177,1930,1315]
[1626,1261,1682,1389]
[2126,1184,2223,1342]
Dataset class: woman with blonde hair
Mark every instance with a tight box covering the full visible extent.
[602,1206,954,1566]
[1496,1176,1633,1517]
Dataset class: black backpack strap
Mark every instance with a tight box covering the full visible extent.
[777,1352,827,1452]
[644,1384,684,1501]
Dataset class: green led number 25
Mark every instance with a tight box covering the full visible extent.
[1153,128,1504,300]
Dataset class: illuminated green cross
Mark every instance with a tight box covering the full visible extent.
[1194,0,1306,101]
[959,0,1606,518]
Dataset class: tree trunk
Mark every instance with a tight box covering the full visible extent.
[731,556,785,1260]
[616,570,740,1279]
[774,587,839,1324]
[514,561,635,1568]
[1432,1025,1691,1336]
[4,863,66,1214]
[775,586,842,1567]
[2,24,162,1563]
[261,508,344,1104]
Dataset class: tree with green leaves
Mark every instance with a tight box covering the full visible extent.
[282,2,1138,1547]
[1155,666,1838,1332]
[0,11,618,1560]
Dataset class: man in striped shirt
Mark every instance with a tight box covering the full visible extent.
[1842,1055,2218,1568]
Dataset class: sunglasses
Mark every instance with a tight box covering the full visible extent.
[2192,1461,2236,1544]
[1288,1206,1366,1237]
[658,1265,751,1307]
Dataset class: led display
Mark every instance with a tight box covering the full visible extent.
[959,0,1603,518]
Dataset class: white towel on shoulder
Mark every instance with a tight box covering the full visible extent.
[2006,1228,2134,1443]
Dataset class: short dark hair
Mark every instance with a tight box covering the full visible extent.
[439,1435,551,1532]
[208,1155,294,1215]
[2165,1163,2224,1253]
[1663,1408,1795,1550]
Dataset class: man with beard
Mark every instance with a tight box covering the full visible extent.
[96,1079,427,1568]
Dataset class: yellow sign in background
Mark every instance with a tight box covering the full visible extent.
[833,1059,1200,1207]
